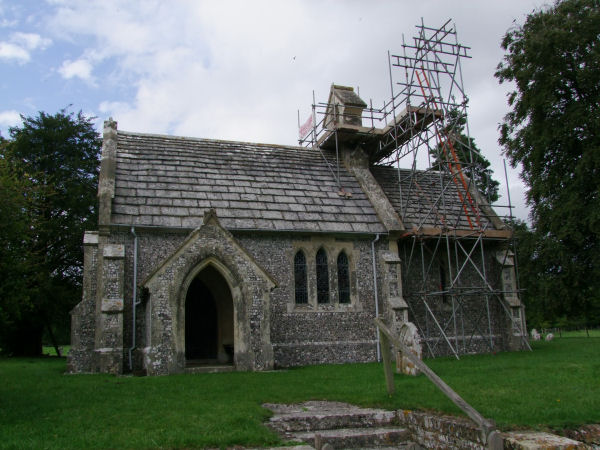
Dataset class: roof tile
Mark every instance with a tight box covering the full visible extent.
[371,166,498,230]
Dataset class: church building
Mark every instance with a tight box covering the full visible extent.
[68,85,526,376]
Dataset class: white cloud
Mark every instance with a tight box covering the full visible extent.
[99,100,130,114]
[0,31,51,64]
[0,1,16,27]
[0,18,18,27]
[499,180,531,224]
[98,100,132,124]
[11,32,51,50]
[49,2,532,141]
[59,58,94,83]
[0,109,21,129]
[41,0,540,221]
[0,41,29,63]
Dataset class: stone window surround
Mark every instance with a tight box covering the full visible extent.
[289,239,362,313]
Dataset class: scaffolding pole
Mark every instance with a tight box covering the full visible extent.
[297,20,527,358]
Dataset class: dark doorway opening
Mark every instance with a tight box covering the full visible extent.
[184,265,234,367]
[185,278,218,361]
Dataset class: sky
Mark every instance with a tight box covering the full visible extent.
[0,0,544,222]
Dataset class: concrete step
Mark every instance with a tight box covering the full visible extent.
[289,426,412,449]
[264,401,397,433]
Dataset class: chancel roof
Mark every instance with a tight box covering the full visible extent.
[371,166,501,232]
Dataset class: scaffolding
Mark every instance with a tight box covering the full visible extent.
[299,19,529,357]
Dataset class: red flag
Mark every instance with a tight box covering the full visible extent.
[299,113,314,140]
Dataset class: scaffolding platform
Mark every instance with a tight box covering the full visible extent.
[371,105,443,163]
[316,105,443,164]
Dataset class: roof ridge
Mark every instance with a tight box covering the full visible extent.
[371,165,451,178]
[118,129,311,152]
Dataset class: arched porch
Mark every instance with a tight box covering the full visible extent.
[140,212,276,375]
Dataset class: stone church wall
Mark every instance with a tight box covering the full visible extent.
[67,232,99,373]
[70,226,388,373]
[237,233,383,367]
[398,239,512,357]
[69,224,519,374]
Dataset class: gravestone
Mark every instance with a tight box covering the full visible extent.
[396,322,422,376]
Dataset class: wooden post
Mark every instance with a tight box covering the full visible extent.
[314,433,322,450]
[379,328,395,395]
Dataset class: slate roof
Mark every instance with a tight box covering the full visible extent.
[111,131,387,233]
[371,166,498,231]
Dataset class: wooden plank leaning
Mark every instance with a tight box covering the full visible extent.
[375,317,502,449]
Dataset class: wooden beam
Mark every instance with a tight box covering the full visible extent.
[378,329,395,395]
[401,227,513,239]
[375,318,497,442]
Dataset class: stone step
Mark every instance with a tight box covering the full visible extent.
[289,426,412,449]
[264,401,397,433]
[358,446,421,450]
[183,364,234,374]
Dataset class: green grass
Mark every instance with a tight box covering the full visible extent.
[42,346,71,357]
[555,328,600,338]
[1,338,598,449]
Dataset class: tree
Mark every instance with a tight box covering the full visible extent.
[0,109,101,355]
[0,141,38,351]
[510,220,559,329]
[496,0,600,328]
[431,108,500,203]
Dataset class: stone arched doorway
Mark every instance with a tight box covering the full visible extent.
[184,265,234,366]
[141,212,276,374]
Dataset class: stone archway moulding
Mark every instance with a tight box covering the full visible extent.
[141,210,276,375]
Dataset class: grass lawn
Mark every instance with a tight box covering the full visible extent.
[1,338,598,449]
[555,328,600,338]
[42,346,71,357]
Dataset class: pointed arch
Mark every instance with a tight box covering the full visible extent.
[294,250,308,304]
[337,251,350,304]
[316,248,329,304]
[185,275,220,361]
[178,257,238,366]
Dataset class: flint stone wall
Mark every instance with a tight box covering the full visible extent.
[397,409,488,450]
[70,226,386,374]
[237,233,381,368]
[398,240,511,357]
[67,232,99,373]
[139,218,277,375]
[69,224,517,374]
